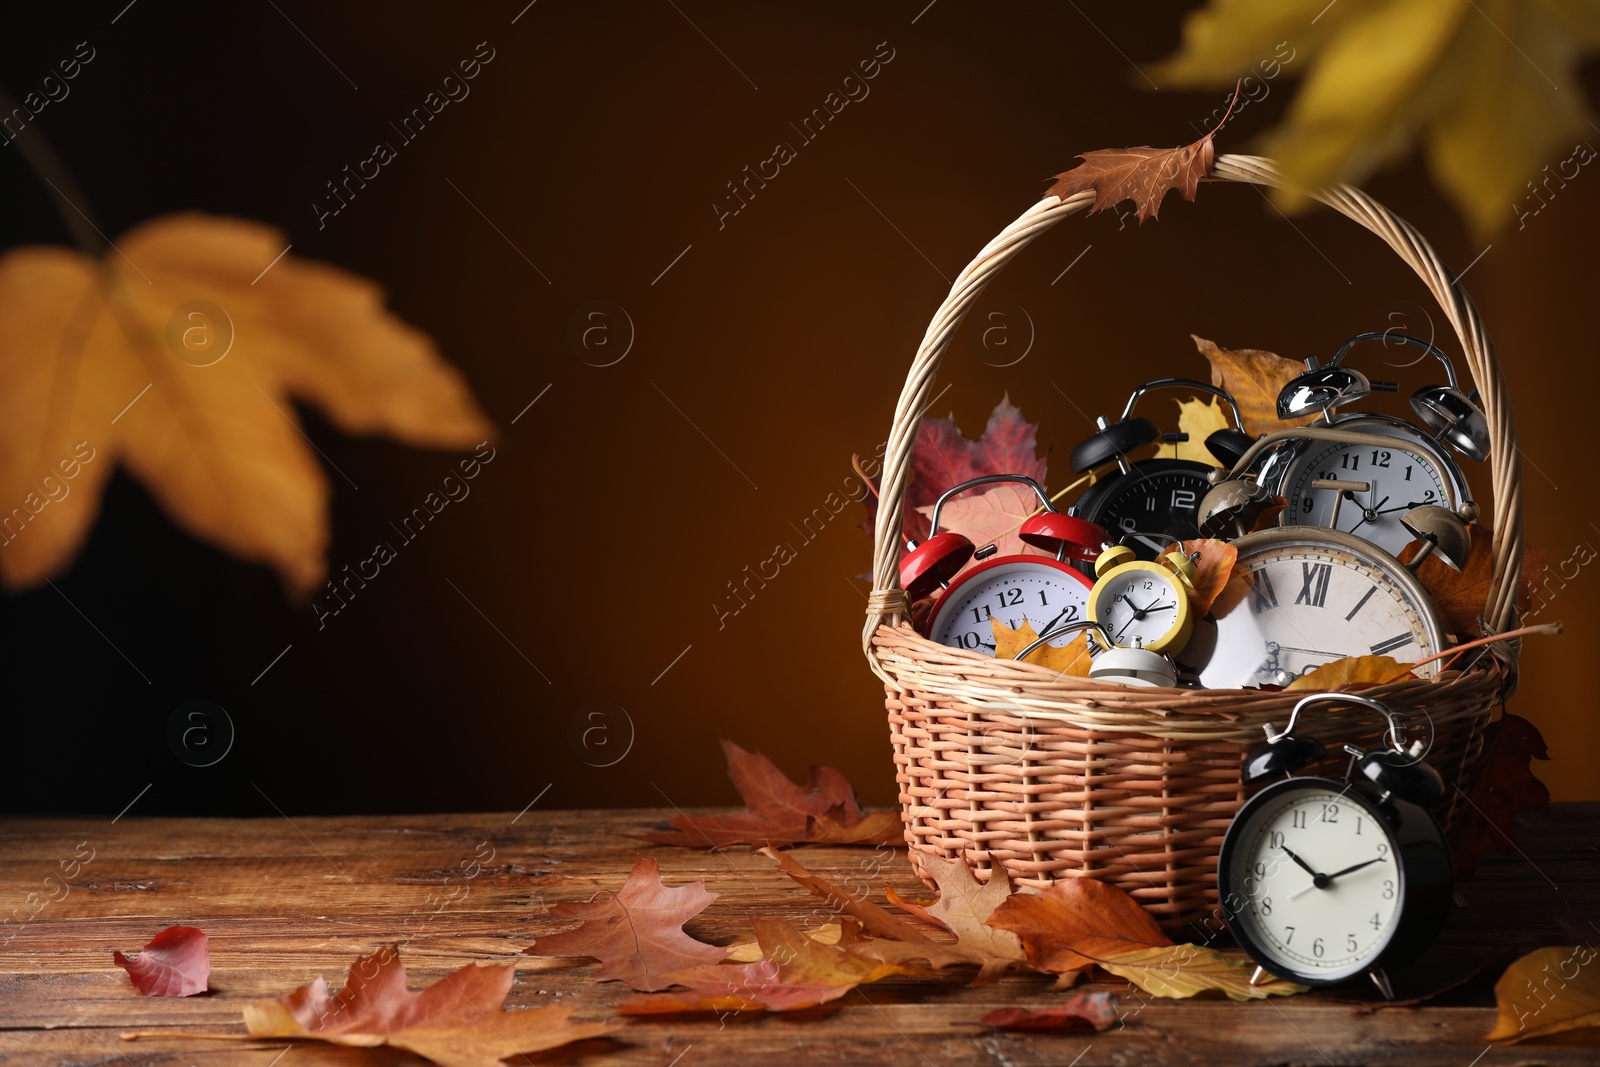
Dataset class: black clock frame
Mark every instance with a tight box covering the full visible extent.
[1069,457,1213,562]
[1217,775,1453,987]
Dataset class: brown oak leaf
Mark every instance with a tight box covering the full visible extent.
[986,877,1173,975]
[884,855,1029,981]
[1452,713,1551,881]
[0,214,492,594]
[641,740,900,849]
[979,992,1119,1031]
[239,946,614,1067]
[620,918,917,1015]
[524,857,724,991]
[1193,334,1317,438]
[1486,945,1600,1043]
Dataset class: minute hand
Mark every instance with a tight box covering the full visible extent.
[1325,857,1384,881]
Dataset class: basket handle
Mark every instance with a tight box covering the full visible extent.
[864,153,1524,669]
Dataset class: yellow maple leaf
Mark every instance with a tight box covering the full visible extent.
[991,617,1093,675]
[1486,945,1600,1043]
[1150,395,1230,465]
[0,214,492,594]
[1149,0,1600,235]
[1285,654,1416,690]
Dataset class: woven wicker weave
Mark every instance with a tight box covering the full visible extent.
[862,154,1522,926]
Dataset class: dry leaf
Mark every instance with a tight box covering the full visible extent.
[1486,945,1600,1043]
[1152,395,1232,465]
[1045,102,1229,221]
[979,992,1119,1031]
[241,946,613,1067]
[884,855,1029,981]
[1398,524,1546,638]
[1194,335,1316,438]
[916,480,1040,563]
[1149,0,1600,235]
[1251,494,1290,533]
[986,878,1173,975]
[1452,713,1551,880]
[991,618,1093,676]
[1175,538,1237,616]
[525,857,725,991]
[1096,943,1306,1001]
[1285,654,1416,691]
[112,925,208,997]
[724,923,843,964]
[0,215,492,593]
[620,918,917,1015]
[641,740,900,849]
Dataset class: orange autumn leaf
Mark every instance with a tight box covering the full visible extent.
[0,214,492,594]
[1175,538,1237,616]
[915,480,1039,565]
[1285,655,1416,691]
[237,946,614,1067]
[1251,495,1289,533]
[991,618,1093,676]
[620,918,917,1015]
[884,855,1029,981]
[1486,946,1600,1043]
[1193,335,1318,438]
[1399,525,1548,637]
[1452,714,1551,880]
[525,857,725,991]
[986,878,1173,975]
[1095,943,1305,1001]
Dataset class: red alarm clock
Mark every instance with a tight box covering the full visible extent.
[901,475,1108,655]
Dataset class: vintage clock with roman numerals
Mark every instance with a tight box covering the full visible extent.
[1187,527,1446,689]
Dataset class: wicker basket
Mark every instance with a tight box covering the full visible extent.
[862,154,1524,927]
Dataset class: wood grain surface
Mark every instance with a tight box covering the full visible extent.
[1,803,1596,1066]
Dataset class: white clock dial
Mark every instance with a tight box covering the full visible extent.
[1282,440,1450,556]
[1190,529,1444,689]
[1226,787,1402,981]
[929,561,1092,656]
[1092,570,1183,648]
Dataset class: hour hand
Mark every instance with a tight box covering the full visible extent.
[1279,844,1319,878]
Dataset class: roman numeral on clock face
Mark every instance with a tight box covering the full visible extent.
[1250,570,1279,611]
[1370,632,1412,656]
[1295,563,1332,608]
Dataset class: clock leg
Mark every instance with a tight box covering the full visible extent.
[1249,965,1266,988]
[1370,968,1395,1001]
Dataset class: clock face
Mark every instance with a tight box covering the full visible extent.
[1189,528,1444,689]
[1269,418,1467,557]
[1088,563,1189,652]
[1222,783,1402,983]
[928,559,1093,656]
[1073,459,1211,560]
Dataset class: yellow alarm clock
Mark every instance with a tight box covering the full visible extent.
[1087,545,1196,654]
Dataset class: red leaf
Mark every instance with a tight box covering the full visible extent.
[980,992,1119,1031]
[524,857,726,991]
[1453,714,1552,880]
[113,925,209,997]
[641,740,901,849]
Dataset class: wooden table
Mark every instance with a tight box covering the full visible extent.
[2,804,1596,1066]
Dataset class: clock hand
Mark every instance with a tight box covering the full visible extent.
[1325,857,1385,881]
[1279,845,1320,879]
[1037,606,1075,636]
[1376,498,1434,516]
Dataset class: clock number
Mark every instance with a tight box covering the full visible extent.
[956,632,983,650]
[1319,803,1339,824]
[1268,831,1284,850]
[1423,489,1436,502]
[1382,880,1395,900]
[1250,570,1279,611]
[1253,861,1267,879]
[1403,466,1413,482]
[1302,496,1313,511]
[995,588,1023,609]
[1370,632,1413,656]
[1120,516,1139,533]
[1340,453,1360,471]
[1261,897,1272,916]
[1369,450,1392,468]
[1295,563,1332,608]
[1312,937,1325,958]
[1370,912,1382,931]
[1377,842,1389,856]
[1284,925,1295,945]
[1171,489,1197,510]
[1037,590,1049,607]
[1292,810,1307,829]
[1346,933,1359,953]
[970,605,993,625]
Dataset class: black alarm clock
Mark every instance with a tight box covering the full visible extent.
[1218,693,1453,998]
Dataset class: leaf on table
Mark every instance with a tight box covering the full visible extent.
[1452,713,1551,880]
[1486,945,1600,1043]
[1096,944,1306,1001]
[620,918,918,1015]
[1284,655,1416,691]
[241,946,614,1067]
[1398,525,1547,637]
[979,992,1119,1031]
[112,925,209,997]
[1148,0,1600,236]
[524,857,725,991]
[0,214,493,594]
[1194,335,1316,439]
[991,618,1093,676]
[1152,396,1231,465]
[640,739,900,849]
[1175,538,1237,616]
[724,923,843,964]
[915,481,1040,564]
[884,855,1029,981]
[862,395,1048,545]
[986,877,1173,975]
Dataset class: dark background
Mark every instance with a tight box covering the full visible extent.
[2,1,1595,817]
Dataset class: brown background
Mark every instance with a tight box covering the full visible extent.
[1,1,1594,816]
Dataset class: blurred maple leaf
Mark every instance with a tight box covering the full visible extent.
[1452,712,1551,879]
[1149,0,1600,235]
[1193,334,1315,439]
[238,946,613,1067]
[0,214,492,595]
[915,480,1040,563]
[1486,945,1600,1042]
